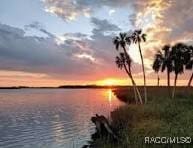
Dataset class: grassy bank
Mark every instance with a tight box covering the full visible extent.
[91,86,193,148]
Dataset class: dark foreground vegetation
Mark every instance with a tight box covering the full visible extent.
[88,86,193,148]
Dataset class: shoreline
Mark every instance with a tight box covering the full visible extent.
[0,86,192,90]
[88,87,193,147]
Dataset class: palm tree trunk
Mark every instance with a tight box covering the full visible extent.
[188,72,193,87]
[123,47,131,63]
[167,70,171,97]
[123,64,143,104]
[138,43,147,103]
[172,74,178,99]
[130,71,143,104]
[123,64,137,103]
[167,71,170,87]
[157,73,160,86]
[122,47,143,104]
[133,85,137,103]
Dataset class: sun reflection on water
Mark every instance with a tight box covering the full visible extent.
[108,89,112,107]
[0,89,123,148]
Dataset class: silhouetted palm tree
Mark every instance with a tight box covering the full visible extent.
[115,53,143,104]
[161,45,173,95]
[115,53,137,102]
[130,29,147,103]
[115,53,132,76]
[113,33,132,73]
[185,45,193,87]
[152,51,163,86]
[171,43,186,98]
[113,33,131,59]
[113,33,143,104]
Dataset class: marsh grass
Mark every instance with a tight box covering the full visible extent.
[91,87,193,148]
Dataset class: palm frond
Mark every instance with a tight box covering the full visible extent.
[186,60,193,69]
[125,36,131,45]
[113,37,119,49]
[142,34,146,42]
[161,60,167,72]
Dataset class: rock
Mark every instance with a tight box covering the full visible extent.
[91,114,118,141]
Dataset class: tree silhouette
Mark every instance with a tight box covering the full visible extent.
[185,45,193,87]
[161,45,173,96]
[152,50,163,86]
[130,29,147,103]
[113,33,143,104]
[171,43,187,98]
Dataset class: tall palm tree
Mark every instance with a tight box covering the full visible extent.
[152,51,163,86]
[171,43,186,98]
[185,45,193,87]
[113,33,143,104]
[115,53,138,103]
[161,45,173,96]
[130,29,147,103]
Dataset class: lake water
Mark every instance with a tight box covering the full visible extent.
[0,89,122,148]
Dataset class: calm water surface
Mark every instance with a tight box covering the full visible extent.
[0,89,122,148]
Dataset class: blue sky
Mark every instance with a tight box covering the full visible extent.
[0,0,132,36]
[0,0,91,36]
[0,0,193,86]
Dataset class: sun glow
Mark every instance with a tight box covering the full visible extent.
[96,78,126,86]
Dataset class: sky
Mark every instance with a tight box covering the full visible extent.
[0,0,193,87]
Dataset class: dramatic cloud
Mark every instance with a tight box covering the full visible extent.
[133,0,193,55]
[42,0,131,21]
[131,0,193,80]
[43,0,193,58]
[0,18,143,83]
[0,23,96,80]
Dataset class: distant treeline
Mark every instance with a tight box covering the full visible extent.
[0,85,191,89]
[58,85,127,89]
[0,85,129,89]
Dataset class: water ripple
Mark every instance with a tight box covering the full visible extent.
[0,89,122,148]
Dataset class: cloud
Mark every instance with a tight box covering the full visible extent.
[25,21,55,38]
[0,23,96,80]
[42,0,193,49]
[42,0,131,21]
[1,15,147,84]
[91,17,121,36]
[0,70,47,78]
[109,9,115,16]
[74,53,95,62]
[42,0,193,61]
[0,19,142,82]
[132,0,193,57]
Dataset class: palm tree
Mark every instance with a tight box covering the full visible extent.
[115,53,138,103]
[113,33,143,104]
[152,51,163,86]
[113,33,131,61]
[161,45,173,95]
[185,45,193,87]
[171,43,186,98]
[130,29,147,103]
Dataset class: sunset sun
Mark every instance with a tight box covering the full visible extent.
[97,78,125,86]
[104,79,116,86]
